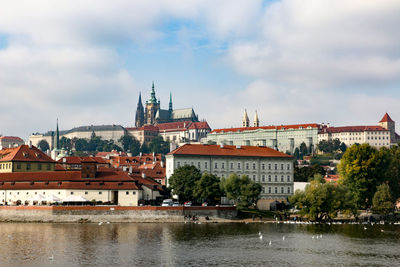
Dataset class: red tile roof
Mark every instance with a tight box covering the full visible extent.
[379,113,394,123]
[188,121,211,130]
[0,145,55,163]
[168,144,292,158]
[0,136,24,142]
[320,125,388,134]
[156,121,192,131]
[58,156,108,165]
[211,123,320,134]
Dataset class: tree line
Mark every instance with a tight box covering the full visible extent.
[290,143,400,221]
[168,165,262,209]
[37,132,170,155]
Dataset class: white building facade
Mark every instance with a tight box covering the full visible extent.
[166,144,294,209]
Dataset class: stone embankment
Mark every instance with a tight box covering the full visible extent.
[0,206,237,223]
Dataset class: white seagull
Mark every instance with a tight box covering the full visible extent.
[98,222,103,226]
[269,240,272,246]
[259,235,263,240]
[282,236,285,241]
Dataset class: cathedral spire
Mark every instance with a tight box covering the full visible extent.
[169,92,173,112]
[135,91,145,127]
[149,81,157,104]
[56,118,60,150]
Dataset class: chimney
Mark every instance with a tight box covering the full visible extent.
[220,144,224,148]
[236,145,241,149]
[28,141,32,148]
[142,172,146,178]
[9,144,12,148]
[139,152,142,158]
[161,161,164,168]
[63,158,66,163]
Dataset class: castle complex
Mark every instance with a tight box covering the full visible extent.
[135,82,199,127]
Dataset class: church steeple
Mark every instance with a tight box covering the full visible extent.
[242,109,250,127]
[253,110,259,127]
[149,81,157,104]
[135,91,145,127]
[169,92,173,112]
[56,118,60,150]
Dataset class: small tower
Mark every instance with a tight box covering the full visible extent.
[144,82,161,125]
[253,110,259,127]
[135,92,145,127]
[242,109,250,127]
[379,113,395,144]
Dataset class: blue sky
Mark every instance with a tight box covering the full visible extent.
[0,0,399,139]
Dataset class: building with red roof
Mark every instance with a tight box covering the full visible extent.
[166,144,294,209]
[204,111,320,154]
[318,113,398,148]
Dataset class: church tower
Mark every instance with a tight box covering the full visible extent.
[242,109,250,127]
[135,92,145,127]
[253,110,259,127]
[379,113,395,144]
[144,82,160,125]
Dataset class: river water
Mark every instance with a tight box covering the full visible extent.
[0,222,399,266]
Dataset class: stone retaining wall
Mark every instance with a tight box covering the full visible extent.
[0,206,237,223]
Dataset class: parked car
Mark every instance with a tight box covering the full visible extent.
[184,201,192,207]
[162,199,173,207]
[172,201,180,207]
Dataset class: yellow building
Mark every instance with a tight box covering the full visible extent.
[0,144,56,173]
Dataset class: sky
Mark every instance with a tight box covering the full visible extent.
[0,0,399,140]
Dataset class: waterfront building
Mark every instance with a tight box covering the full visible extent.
[318,113,399,148]
[0,145,164,206]
[204,111,320,153]
[0,136,25,149]
[166,144,294,209]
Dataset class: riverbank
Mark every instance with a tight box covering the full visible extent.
[0,205,238,223]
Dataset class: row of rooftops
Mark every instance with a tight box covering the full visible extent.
[211,113,395,135]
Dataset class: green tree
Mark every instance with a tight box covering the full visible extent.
[74,138,89,151]
[289,175,357,221]
[338,144,390,209]
[119,134,134,152]
[221,174,262,209]
[193,173,222,204]
[339,142,347,153]
[383,145,400,200]
[294,164,325,182]
[332,138,341,151]
[140,143,149,153]
[59,136,72,150]
[299,142,308,159]
[168,165,202,202]
[148,135,170,155]
[294,147,300,160]
[38,139,50,152]
[372,183,394,216]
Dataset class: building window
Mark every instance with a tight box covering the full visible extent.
[70,192,74,195]
[287,175,291,182]
[215,163,218,169]
[99,192,102,195]
[268,187,271,194]
[177,162,181,167]
[268,164,271,170]
[274,164,277,170]
[126,191,129,195]
[287,164,290,170]
[281,175,284,182]
[58,192,60,195]
[221,163,224,169]
[281,164,284,170]
[281,187,284,194]
[253,175,256,181]
[246,163,249,170]
[274,187,277,194]
[27,163,31,170]
[287,187,291,194]
[268,175,271,182]
[205,162,208,169]
[230,163,233,169]
[17,163,21,169]
[262,175,265,182]
[132,192,136,195]
[262,164,265,170]
[275,175,277,182]
[253,163,256,170]
[47,164,51,170]
[85,192,88,195]
[237,163,241,169]
[198,162,201,169]
[262,187,265,193]
[38,163,42,170]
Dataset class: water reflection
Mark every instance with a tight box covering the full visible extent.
[0,222,399,266]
